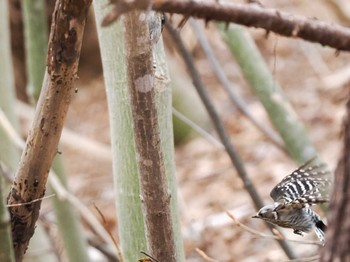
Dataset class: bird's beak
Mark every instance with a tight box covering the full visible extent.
[252,215,259,218]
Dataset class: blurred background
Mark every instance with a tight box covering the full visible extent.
[6,0,350,261]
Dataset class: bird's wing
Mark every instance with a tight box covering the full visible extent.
[270,159,332,207]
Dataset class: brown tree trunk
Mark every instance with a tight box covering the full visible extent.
[124,11,177,262]
[6,1,91,261]
[320,94,350,262]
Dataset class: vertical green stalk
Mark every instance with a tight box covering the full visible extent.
[217,24,317,164]
[0,167,15,262]
[22,0,48,101]
[0,0,20,171]
[93,2,147,261]
[50,156,90,262]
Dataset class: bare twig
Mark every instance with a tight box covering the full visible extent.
[165,20,296,259]
[103,0,350,51]
[172,107,224,149]
[2,103,112,164]
[277,256,319,262]
[17,101,112,162]
[322,66,350,89]
[0,162,13,183]
[0,108,25,149]
[227,210,283,240]
[298,42,331,77]
[87,236,119,262]
[189,19,285,151]
[48,173,116,251]
[165,20,263,212]
[139,251,160,262]
[195,248,221,262]
[93,203,124,262]
[6,194,55,208]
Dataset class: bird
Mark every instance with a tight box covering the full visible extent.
[253,158,332,243]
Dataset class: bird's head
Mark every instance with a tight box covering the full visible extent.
[252,203,279,222]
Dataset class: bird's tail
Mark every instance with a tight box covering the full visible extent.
[314,220,327,243]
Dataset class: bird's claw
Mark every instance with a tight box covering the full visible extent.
[293,229,304,236]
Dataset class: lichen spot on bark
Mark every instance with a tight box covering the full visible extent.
[135,74,153,93]
[138,12,146,22]
[143,159,153,167]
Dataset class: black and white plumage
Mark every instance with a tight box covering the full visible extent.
[253,158,332,243]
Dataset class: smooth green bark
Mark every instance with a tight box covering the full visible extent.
[93,3,147,261]
[50,156,90,262]
[0,1,18,259]
[22,0,48,101]
[0,0,21,171]
[94,3,185,261]
[217,24,317,163]
[0,169,15,262]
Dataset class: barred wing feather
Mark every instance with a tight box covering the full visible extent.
[270,159,332,207]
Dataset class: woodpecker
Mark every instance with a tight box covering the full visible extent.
[253,158,332,243]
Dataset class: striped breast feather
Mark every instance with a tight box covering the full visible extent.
[270,158,332,205]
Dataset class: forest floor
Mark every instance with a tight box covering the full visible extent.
[14,0,350,261]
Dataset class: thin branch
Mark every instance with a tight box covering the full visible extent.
[93,203,124,262]
[48,173,116,252]
[166,20,263,211]
[165,21,297,259]
[189,18,286,151]
[87,236,119,262]
[298,41,331,77]
[6,194,55,208]
[322,65,350,89]
[0,108,25,149]
[103,0,350,51]
[17,101,112,163]
[195,248,221,262]
[139,251,160,262]
[172,107,224,149]
[6,101,224,168]
[278,256,319,262]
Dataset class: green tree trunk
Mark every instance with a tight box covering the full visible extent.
[0,0,21,171]
[217,24,317,164]
[0,168,15,262]
[22,0,48,101]
[93,3,147,261]
[94,3,185,261]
